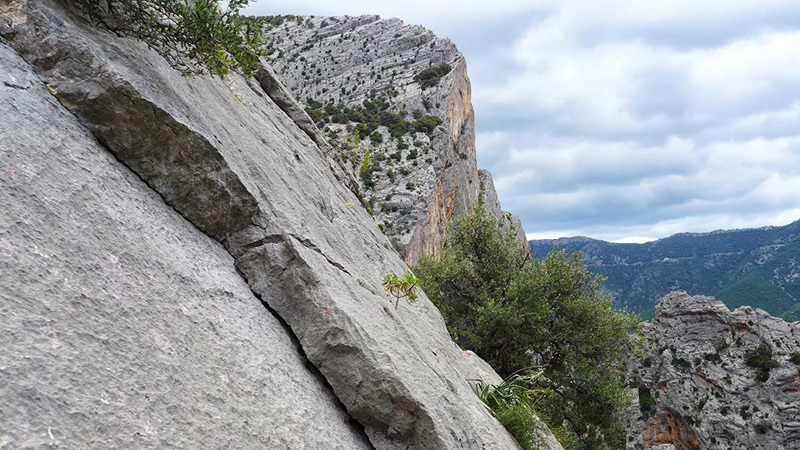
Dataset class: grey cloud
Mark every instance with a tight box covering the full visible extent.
[569,5,800,50]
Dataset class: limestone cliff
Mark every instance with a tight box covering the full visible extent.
[0,1,560,448]
[262,15,525,264]
[626,291,800,449]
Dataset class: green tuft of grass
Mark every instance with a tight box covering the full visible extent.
[471,372,544,450]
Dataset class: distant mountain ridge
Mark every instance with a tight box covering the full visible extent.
[529,220,800,320]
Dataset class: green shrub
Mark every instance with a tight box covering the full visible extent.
[754,423,768,434]
[790,352,800,365]
[472,373,543,450]
[359,151,375,188]
[744,342,779,382]
[638,385,655,416]
[76,0,268,77]
[381,273,420,309]
[672,357,692,372]
[413,63,453,88]
[412,115,443,135]
[369,131,383,145]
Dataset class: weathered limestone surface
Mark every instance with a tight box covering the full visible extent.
[627,291,800,450]
[479,170,527,246]
[0,39,370,449]
[1,1,558,448]
[263,15,524,264]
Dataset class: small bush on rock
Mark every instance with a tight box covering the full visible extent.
[382,273,420,310]
[471,372,544,450]
[744,342,779,382]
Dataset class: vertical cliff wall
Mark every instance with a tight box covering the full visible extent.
[262,15,525,264]
[0,1,559,448]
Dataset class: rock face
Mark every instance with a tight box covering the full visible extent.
[1,1,559,448]
[626,291,800,450]
[262,15,525,264]
[0,34,370,450]
[479,170,527,246]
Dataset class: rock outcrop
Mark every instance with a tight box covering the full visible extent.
[479,170,527,246]
[626,291,800,449]
[262,15,525,264]
[1,1,559,448]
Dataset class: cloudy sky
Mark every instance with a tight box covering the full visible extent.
[245,1,800,243]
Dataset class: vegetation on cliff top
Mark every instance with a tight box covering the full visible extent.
[76,0,268,77]
[304,96,442,140]
[416,205,639,450]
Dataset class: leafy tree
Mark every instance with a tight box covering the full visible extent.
[75,0,268,77]
[415,205,638,449]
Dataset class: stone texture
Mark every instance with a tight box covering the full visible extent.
[641,409,701,450]
[263,15,525,264]
[479,170,527,246]
[0,39,370,449]
[626,291,800,449]
[1,1,560,448]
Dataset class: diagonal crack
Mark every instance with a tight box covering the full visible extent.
[289,233,351,275]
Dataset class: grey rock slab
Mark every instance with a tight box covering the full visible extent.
[0,40,371,449]
[2,1,540,449]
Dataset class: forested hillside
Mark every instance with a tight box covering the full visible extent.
[530,220,800,319]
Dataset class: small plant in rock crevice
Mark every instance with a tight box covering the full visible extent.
[382,273,420,309]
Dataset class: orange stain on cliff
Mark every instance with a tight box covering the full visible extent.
[643,409,701,450]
